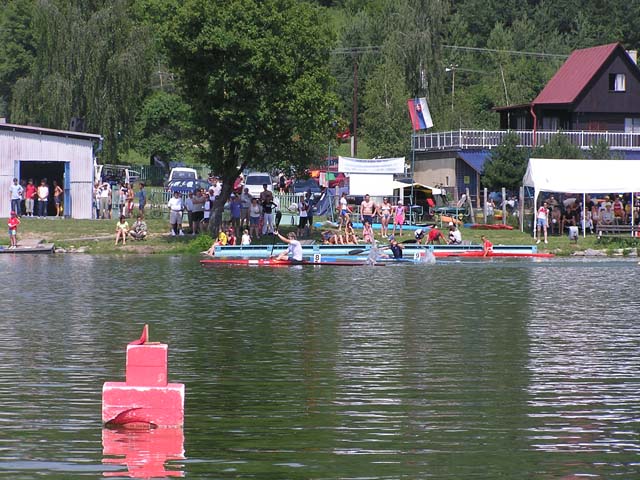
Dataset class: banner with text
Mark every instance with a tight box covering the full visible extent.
[338,156,405,174]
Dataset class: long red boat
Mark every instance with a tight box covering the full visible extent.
[200,258,385,267]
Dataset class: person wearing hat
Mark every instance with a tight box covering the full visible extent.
[427,224,446,244]
[7,210,20,249]
[448,222,462,245]
[167,190,185,236]
[388,236,403,259]
[392,199,406,236]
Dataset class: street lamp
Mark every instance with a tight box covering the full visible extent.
[445,64,457,111]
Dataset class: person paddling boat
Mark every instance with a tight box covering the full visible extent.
[274,230,303,263]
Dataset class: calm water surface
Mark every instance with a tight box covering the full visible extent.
[0,254,638,479]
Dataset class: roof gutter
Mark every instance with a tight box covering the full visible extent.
[530,104,537,147]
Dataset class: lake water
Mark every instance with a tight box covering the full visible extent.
[0,254,639,479]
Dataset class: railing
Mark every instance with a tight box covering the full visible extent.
[413,129,640,151]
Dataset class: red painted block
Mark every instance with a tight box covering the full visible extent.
[102,382,185,427]
[126,344,168,387]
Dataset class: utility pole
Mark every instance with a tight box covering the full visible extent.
[331,46,381,158]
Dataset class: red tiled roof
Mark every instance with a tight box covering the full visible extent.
[533,43,620,106]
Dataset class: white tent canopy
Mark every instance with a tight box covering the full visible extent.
[523,158,640,236]
[523,158,640,200]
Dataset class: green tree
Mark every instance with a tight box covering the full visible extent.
[10,0,153,161]
[481,132,529,191]
[132,91,203,166]
[588,139,623,160]
[361,59,411,157]
[163,0,338,232]
[0,0,36,117]
[531,133,583,159]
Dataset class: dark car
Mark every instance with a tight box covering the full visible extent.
[166,179,211,194]
[292,178,322,195]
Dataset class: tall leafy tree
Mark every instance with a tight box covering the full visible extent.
[163,0,338,232]
[531,133,583,159]
[0,0,35,117]
[10,0,153,161]
[482,132,529,191]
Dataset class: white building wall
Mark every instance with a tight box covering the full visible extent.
[0,129,96,219]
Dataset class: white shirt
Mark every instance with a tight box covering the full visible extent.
[288,240,303,261]
[241,233,251,245]
[168,196,183,211]
[100,184,111,198]
[37,185,49,200]
[449,229,462,244]
[10,184,23,200]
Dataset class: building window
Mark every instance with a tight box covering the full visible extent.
[624,117,640,133]
[609,73,626,92]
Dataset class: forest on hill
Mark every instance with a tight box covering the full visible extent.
[1,0,638,170]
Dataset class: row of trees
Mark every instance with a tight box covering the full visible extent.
[0,0,638,225]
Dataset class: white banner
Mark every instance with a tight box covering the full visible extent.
[338,156,405,174]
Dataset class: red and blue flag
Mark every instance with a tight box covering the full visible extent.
[407,97,433,131]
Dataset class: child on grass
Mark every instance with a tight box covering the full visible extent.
[7,211,20,249]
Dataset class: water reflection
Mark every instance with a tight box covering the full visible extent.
[102,427,185,478]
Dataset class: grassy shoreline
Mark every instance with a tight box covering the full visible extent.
[2,215,637,256]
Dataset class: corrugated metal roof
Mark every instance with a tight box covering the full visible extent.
[457,150,490,173]
[0,122,102,141]
[533,43,619,106]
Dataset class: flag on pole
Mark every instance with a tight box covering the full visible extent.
[407,97,434,130]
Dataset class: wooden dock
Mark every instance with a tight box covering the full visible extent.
[0,238,54,254]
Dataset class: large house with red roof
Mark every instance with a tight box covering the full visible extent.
[412,42,640,204]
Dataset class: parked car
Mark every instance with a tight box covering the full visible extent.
[166,179,211,194]
[292,178,322,195]
[244,172,273,197]
[168,167,198,182]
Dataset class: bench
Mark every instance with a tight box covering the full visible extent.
[596,224,640,239]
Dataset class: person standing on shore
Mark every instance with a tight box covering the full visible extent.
[53,180,63,217]
[9,178,23,217]
[138,183,147,216]
[536,201,549,244]
[24,179,36,217]
[7,210,20,248]
[167,191,185,236]
[37,179,49,218]
[360,194,376,227]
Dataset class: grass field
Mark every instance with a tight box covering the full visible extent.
[2,212,637,256]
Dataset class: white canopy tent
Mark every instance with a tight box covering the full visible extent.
[522,158,640,236]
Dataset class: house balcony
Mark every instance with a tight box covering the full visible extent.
[412,129,640,152]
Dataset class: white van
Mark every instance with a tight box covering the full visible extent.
[168,167,198,182]
[244,172,273,197]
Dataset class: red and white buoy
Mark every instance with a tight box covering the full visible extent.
[102,325,185,427]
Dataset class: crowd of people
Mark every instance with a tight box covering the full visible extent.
[94,181,146,220]
[534,193,640,243]
[8,177,65,218]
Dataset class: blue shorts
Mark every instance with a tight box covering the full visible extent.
[362,215,373,225]
[250,217,260,225]
[8,229,16,236]
[537,217,547,228]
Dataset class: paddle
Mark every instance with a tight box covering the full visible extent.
[269,208,283,257]
[349,243,390,255]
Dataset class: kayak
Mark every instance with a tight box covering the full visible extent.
[466,224,514,230]
[200,258,384,267]
[432,250,553,258]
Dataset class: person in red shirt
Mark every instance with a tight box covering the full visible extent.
[427,225,446,244]
[7,210,20,249]
[481,235,493,257]
[24,179,37,217]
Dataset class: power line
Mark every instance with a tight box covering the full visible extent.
[333,44,568,59]
[443,44,568,59]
